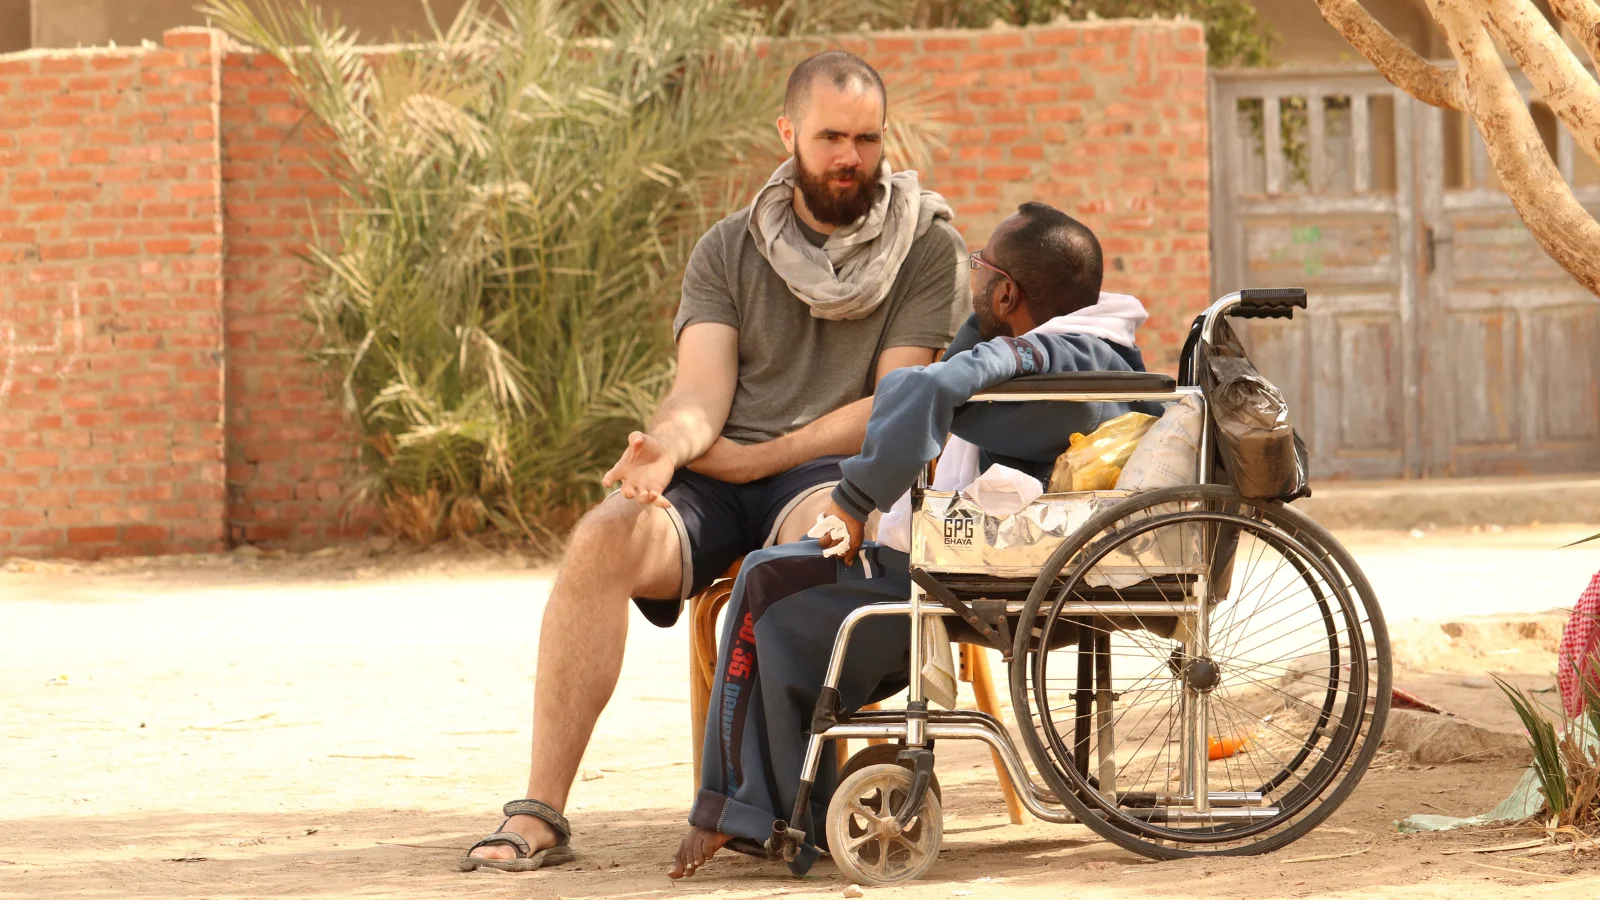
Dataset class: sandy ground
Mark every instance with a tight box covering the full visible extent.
[3,526,1600,899]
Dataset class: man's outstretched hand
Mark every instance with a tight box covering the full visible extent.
[602,432,676,508]
[814,499,864,566]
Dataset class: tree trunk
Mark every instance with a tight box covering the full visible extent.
[1314,0,1462,110]
[1428,0,1600,296]
[1548,0,1600,72]
[1478,0,1600,168]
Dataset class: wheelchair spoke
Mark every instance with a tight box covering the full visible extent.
[871,838,890,878]
[843,828,877,853]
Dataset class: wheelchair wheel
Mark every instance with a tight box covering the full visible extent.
[838,744,942,803]
[1008,485,1390,858]
[826,763,943,885]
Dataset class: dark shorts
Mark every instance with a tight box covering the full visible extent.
[630,455,845,629]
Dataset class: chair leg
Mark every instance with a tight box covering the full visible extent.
[862,701,886,747]
[688,605,711,797]
[689,585,733,801]
[965,645,1025,825]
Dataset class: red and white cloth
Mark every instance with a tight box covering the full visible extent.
[1556,572,1600,718]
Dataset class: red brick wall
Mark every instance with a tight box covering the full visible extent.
[0,22,1208,557]
[852,22,1210,370]
[0,28,227,558]
[218,51,359,546]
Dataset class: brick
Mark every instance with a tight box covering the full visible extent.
[164,29,217,50]
[90,55,137,72]
[94,241,141,258]
[68,147,111,165]
[977,33,1025,51]
[14,450,59,468]
[68,526,119,544]
[123,524,170,542]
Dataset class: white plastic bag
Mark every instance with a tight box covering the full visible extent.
[970,464,1044,516]
[1115,393,1202,492]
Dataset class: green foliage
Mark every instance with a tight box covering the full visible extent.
[1496,655,1600,831]
[799,0,1276,68]
[1498,674,1570,819]
[205,0,801,544]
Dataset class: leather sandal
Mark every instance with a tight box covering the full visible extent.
[458,799,577,872]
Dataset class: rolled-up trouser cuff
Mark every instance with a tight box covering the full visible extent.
[689,788,783,846]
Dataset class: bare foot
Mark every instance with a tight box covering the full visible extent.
[668,826,733,879]
[468,813,561,862]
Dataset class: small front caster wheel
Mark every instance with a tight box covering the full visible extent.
[826,763,943,885]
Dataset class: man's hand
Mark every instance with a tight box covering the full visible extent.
[602,432,676,508]
[686,437,767,485]
[814,500,864,566]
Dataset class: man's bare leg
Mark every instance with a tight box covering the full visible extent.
[469,494,682,861]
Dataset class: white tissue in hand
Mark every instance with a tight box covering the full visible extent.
[970,464,1044,516]
[807,513,851,558]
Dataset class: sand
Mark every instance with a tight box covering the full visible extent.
[2,527,1599,898]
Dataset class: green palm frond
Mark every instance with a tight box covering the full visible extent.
[1496,675,1570,819]
[205,0,789,546]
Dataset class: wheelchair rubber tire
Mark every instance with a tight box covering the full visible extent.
[1006,484,1391,859]
[826,763,943,885]
[838,744,942,804]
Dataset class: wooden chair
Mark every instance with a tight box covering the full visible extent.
[687,560,1024,824]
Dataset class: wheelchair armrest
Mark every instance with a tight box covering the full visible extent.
[978,371,1177,396]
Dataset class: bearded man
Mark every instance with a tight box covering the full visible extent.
[459,50,969,872]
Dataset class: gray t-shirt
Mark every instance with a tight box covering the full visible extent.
[673,207,969,445]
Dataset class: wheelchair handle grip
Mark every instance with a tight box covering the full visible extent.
[1228,287,1306,320]
[1237,287,1305,310]
[1229,305,1294,320]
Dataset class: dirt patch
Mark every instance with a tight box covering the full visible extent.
[2,535,1598,898]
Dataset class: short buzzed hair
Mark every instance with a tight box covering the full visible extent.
[995,202,1105,319]
[783,51,886,123]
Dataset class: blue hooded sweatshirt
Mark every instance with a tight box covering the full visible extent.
[830,308,1164,522]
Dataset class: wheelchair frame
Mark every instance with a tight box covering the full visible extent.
[766,287,1382,873]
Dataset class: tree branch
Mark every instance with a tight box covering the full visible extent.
[1314,0,1463,110]
[1478,0,1600,169]
[1428,0,1600,296]
[1548,0,1600,72]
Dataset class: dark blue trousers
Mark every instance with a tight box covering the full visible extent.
[689,541,912,870]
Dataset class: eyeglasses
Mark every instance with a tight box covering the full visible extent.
[968,250,1024,302]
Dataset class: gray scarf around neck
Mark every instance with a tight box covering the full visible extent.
[747,158,953,321]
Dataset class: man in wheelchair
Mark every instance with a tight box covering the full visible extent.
[670,201,1165,878]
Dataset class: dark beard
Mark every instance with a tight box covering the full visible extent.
[975,280,1012,341]
[793,148,881,227]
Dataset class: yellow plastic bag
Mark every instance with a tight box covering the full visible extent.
[1047,411,1158,492]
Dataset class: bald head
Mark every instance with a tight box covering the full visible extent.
[783,51,886,125]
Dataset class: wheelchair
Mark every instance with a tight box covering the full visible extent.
[766,288,1392,884]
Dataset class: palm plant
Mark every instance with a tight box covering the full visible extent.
[1496,656,1600,832]
[205,0,825,544]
